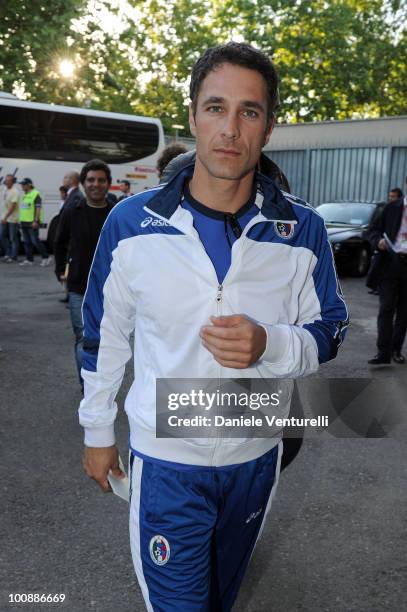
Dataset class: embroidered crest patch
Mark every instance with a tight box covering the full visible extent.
[149,535,171,566]
[274,221,294,239]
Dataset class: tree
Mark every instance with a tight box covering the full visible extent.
[0,1,86,101]
[212,0,407,122]
[1,0,405,129]
[70,0,222,132]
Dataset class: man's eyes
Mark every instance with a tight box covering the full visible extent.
[242,109,259,119]
[205,106,259,118]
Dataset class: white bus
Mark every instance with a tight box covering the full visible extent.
[0,93,165,242]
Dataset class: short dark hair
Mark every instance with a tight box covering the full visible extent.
[157,144,188,179]
[190,42,279,122]
[59,185,68,194]
[80,159,112,185]
[390,187,403,198]
[120,179,130,188]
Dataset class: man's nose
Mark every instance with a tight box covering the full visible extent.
[221,112,240,140]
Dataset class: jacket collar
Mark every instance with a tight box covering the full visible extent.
[147,163,298,222]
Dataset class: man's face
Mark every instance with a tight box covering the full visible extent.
[64,172,79,189]
[63,172,73,188]
[120,182,129,194]
[21,183,31,193]
[388,191,400,203]
[83,170,110,203]
[189,63,273,181]
[5,175,14,189]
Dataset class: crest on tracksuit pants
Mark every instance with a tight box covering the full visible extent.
[150,535,171,566]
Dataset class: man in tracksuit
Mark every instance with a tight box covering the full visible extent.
[80,43,348,611]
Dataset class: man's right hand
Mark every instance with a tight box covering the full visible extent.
[378,238,388,251]
[82,445,125,492]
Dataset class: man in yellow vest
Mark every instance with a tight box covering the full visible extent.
[19,178,51,267]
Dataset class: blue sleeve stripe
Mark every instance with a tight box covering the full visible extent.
[303,319,348,363]
[302,214,349,364]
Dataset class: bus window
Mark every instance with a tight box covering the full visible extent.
[0,106,160,163]
[0,106,29,154]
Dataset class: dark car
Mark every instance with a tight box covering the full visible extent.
[315,201,386,276]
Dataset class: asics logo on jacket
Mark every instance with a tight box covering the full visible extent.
[140,216,171,228]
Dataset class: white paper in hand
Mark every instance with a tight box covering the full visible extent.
[107,455,130,502]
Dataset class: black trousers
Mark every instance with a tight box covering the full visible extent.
[377,256,407,358]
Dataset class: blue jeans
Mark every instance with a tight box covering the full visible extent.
[0,222,7,256]
[21,223,48,261]
[68,291,84,385]
[4,223,19,259]
[0,222,17,257]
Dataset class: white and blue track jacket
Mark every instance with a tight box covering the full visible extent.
[79,165,348,467]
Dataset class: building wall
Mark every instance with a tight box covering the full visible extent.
[267,146,406,205]
[168,117,407,205]
[390,147,407,192]
[264,116,407,204]
[265,116,407,150]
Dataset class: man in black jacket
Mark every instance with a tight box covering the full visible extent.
[54,159,115,386]
[366,183,407,364]
[62,170,82,211]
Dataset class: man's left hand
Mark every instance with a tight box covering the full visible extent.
[200,314,267,369]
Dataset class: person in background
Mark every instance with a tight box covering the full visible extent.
[57,186,69,303]
[54,159,115,389]
[117,180,134,202]
[367,177,407,364]
[54,175,82,301]
[18,178,52,267]
[62,171,82,211]
[1,174,20,262]
[156,143,188,181]
[388,187,403,203]
[366,187,405,294]
[59,185,68,211]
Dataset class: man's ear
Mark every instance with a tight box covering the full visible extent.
[264,114,275,147]
[189,103,197,138]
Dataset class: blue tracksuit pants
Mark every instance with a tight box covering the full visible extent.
[129,442,282,611]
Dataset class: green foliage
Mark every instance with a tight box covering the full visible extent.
[1,0,406,131]
[0,1,86,102]
[214,0,407,122]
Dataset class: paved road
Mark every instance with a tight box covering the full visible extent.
[1,263,406,612]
